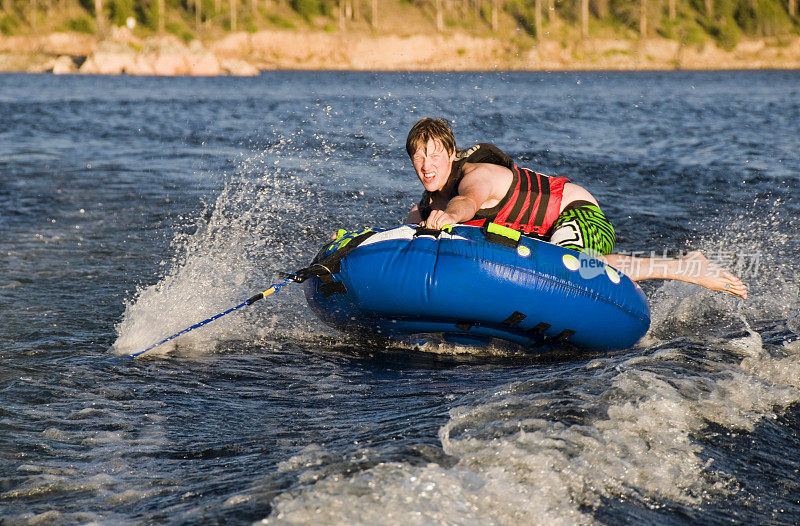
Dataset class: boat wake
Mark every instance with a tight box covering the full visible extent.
[261,212,800,523]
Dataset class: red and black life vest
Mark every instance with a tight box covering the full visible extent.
[417,143,569,237]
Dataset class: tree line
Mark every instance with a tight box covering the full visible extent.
[1,0,798,49]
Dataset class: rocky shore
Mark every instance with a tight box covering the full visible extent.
[0,28,259,75]
[1,27,799,75]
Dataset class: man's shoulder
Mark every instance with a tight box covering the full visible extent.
[461,162,513,183]
[462,161,512,174]
[458,162,513,198]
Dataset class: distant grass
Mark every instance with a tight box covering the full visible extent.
[710,19,742,50]
[0,14,20,36]
[166,21,194,43]
[267,14,297,29]
[66,15,95,34]
[291,0,321,21]
[603,48,635,57]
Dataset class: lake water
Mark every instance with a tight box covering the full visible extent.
[1,70,800,524]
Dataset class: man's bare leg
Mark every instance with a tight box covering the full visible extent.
[604,250,748,299]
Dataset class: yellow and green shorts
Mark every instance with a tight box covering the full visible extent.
[548,200,615,256]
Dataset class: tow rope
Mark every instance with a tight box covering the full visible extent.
[125,275,297,359]
[125,229,379,359]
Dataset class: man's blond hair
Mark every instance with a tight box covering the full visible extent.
[406,118,456,158]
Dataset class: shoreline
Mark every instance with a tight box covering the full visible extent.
[2,29,799,75]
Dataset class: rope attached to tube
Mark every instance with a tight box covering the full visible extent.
[126,275,297,359]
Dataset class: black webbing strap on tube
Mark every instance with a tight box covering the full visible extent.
[481,222,521,248]
[293,230,378,283]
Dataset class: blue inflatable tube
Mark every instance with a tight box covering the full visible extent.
[303,225,650,353]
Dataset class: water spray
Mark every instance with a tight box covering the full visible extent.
[126,275,298,359]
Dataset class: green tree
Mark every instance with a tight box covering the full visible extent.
[736,0,793,35]
[158,0,165,32]
[110,0,135,26]
[592,0,609,20]
[292,0,321,20]
[581,0,588,36]
[95,0,105,33]
[611,0,658,35]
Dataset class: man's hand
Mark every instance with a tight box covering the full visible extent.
[424,209,458,230]
[407,205,423,224]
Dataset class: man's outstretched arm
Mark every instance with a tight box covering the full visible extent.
[425,196,480,230]
[424,170,494,230]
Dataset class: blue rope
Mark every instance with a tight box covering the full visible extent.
[126,276,296,359]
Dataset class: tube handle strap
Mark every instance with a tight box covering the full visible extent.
[482,222,521,248]
[293,230,378,283]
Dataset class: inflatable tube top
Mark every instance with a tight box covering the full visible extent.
[302,224,650,353]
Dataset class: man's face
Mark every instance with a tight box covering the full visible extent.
[412,138,455,192]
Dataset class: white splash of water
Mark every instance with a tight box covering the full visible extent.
[112,150,318,357]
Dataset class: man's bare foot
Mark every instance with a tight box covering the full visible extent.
[679,251,748,299]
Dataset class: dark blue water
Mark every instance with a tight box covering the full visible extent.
[2,71,800,524]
